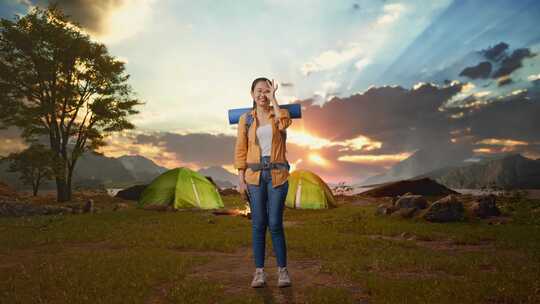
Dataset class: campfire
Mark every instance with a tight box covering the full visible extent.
[212,203,251,219]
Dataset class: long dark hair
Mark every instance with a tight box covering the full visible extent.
[251,77,271,109]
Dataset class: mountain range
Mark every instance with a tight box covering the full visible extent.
[360,151,540,190]
[416,154,540,189]
[0,152,240,191]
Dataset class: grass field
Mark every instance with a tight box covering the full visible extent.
[0,192,539,303]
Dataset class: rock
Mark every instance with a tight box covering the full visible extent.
[395,195,428,210]
[113,202,130,211]
[83,199,94,213]
[375,203,398,216]
[422,195,464,222]
[391,207,418,218]
[470,195,501,218]
[0,201,71,217]
[400,232,415,239]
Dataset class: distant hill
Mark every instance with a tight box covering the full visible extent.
[117,155,168,181]
[0,152,169,190]
[197,166,238,189]
[416,154,540,189]
[361,146,473,186]
[361,177,458,197]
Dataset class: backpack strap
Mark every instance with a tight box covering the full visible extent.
[245,111,287,144]
[245,112,254,130]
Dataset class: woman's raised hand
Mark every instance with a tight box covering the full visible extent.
[265,79,278,102]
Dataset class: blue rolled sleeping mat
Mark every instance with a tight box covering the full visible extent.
[228,103,302,124]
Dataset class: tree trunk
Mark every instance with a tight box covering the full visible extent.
[56,177,70,202]
[33,179,39,197]
[55,160,71,202]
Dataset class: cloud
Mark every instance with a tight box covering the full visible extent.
[456,91,540,144]
[459,61,492,79]
[497,76,512,87]
[338,152,412,165]
[134,131,237,168]
[295,82,465,154]
[376,3,405,25]
[492,48,536,78]
[0,127,26,156]
[528,74,540,82]
[482,42,509,61]
[301,43,363,76]
[354,57,371,71]
[312,81,341,104]
[29,0,155,43]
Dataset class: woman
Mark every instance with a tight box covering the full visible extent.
[234,77,293,288]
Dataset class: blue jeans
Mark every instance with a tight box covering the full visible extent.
[247,155,289,268]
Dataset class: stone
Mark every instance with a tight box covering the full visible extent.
[391,207,419,218]
[113,202,130,211]
[470,195,501,218]
[422,195,464,222]
[395,195,428,210]
[83,199,94,213]
[0,201,71,217]
[375,203,398,216]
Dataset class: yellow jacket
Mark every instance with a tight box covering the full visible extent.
[234,107,292,187]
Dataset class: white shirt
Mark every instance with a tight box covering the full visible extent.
[256,124,272,156]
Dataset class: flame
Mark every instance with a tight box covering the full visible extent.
[238,204,251,216]
[230,203,251,217]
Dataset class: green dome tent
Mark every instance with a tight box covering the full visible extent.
[285,169,336,209]
[138,167,224,209]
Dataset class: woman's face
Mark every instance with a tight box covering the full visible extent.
[251,80,271,108]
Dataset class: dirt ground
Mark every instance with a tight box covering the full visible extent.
[145,245,369,304]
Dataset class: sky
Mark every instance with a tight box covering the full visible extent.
[0,0,539,184]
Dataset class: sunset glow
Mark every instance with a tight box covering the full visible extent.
[308,153,330,167]
[477,138,529,146]
[338,152,412,164]
[289,130,382,152]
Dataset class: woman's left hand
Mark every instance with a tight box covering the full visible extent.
[265,79,278,103]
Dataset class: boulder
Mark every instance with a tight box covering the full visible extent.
[83,199,94,213]
[470,195,501,218]
[375,203,398,216]
[113,202,130,211]
[391,207,418,218]
[395,195,428,210]
[0,201,71,217]
[422,195,464,222]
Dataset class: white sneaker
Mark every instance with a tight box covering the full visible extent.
[251,268,266,288]
[277,267,291,287]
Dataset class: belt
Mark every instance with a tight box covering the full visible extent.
[246,161,289,171]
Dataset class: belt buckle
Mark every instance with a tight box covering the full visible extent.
[262,162,271,170]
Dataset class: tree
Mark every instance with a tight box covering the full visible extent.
[0,5,142,202]
[2,144,56,196]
